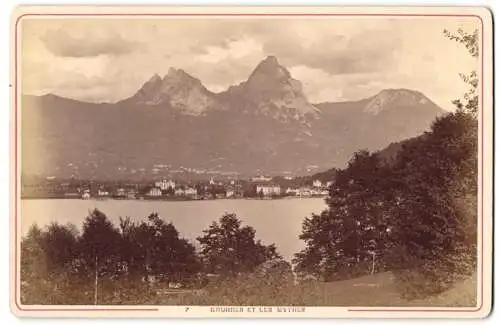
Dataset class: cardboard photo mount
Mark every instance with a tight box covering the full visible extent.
[10,5,494,318]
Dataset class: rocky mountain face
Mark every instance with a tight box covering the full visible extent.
[221,56,320,122]
[20,56,445,181]
[363,88,432,115]
[119,68,220,115]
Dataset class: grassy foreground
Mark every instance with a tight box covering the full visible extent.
[21,271,477,306]
[146,272,477,307]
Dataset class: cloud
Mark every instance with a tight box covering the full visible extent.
[289,65,386,102]
[41,29,136,57]
[192,37,266,90]
[260,24,402,75]
[21,18,480,109]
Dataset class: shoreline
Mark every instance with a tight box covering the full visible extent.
[20,196,327,201]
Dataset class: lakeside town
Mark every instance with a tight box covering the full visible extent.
[21,174,333,201]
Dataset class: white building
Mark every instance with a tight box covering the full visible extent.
[310,188,322,196]
[98,189,109,197]
[226,188,235,198]
[312,180,323,188]
[147,187,162,197]
[155,179,176,191]
[168,282,183,289]
[116,188,126,197]
[256,184,281,196]
[251,175,273,182]
[127,190,137,199]
[184,187,197,197]
[297,187,312,197]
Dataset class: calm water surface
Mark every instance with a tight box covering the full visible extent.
[20,198,327,261]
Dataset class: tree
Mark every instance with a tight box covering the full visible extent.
[165,186,175,196]
[21,224,46,280]
[20,223,86,304]
[143,213,200,280]
[444,28,479,116]
[195,183,205,196]
[21,223,78,278]
[119,214,201,284]
[293,210,342,280]
[383,28,480,299]
[20,224,48,303]
[197,213,281,276]
[294,28,479,297]
[118,216,147,278]
[387,110,478,298]
[42,222,79,274]
[79,209,122,305]
[293,150,394,281]
[139,185,151,196]
[243,185,257,198]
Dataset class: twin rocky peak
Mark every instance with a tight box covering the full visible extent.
[120,55,432,120]
[121,55,317,119]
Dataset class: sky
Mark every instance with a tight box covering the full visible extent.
[20,17,480,110]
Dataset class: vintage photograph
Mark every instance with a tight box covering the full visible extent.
[11,5,493,318]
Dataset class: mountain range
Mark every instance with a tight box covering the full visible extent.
[21,56,445,181]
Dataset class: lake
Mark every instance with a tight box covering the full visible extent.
[20,198,328,262]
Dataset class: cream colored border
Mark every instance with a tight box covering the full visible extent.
[10,5,494,318]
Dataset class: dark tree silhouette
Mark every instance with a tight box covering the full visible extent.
[79,209,122,304]
[293,150,393,281]
[387,110,477,298]
[119,213,201,284]
[41,222,79,273]
[197,213,281,276]
[294,28,478,299]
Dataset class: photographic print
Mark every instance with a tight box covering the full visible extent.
[10,5,493,318]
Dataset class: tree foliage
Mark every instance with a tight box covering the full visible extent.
[21,224,47,281]
[293,150,394,281]
[197,213,281,276]
[294,108,477,297]
[389,110,477,297]
[21,209,203,304]
[444,28,479,116]
[120,213,201,281]
[21,209,282,305]
[294,29,479,298]
[79,209,123,281]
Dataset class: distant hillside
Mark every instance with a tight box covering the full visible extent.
[376,135,428,165]
[306,133,429,185]
[307,168,340,184]
[21,56,444,181]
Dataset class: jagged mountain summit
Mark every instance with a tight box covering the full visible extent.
[223,56,320,122]
[21,56,445,180]
[120,56,318,122]
[119,68,219,116]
